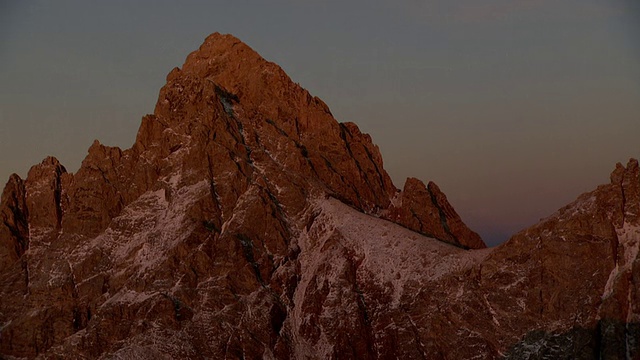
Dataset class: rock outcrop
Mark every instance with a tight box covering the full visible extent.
[0,33,637,359]
[384,178,484,249]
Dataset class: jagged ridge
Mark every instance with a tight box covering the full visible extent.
[0,33,637,359]
[0,32,483,358]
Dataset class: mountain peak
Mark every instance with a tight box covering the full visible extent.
[199,32,251,56]
[1,32,638,360]
[0,33,495,358]
[153,34,325,142]
[181,32,264,75]
[203,31,243,46]
[171,32,292,105]
[140,34,481,245]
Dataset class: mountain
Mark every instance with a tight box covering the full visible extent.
[0,33,637,359]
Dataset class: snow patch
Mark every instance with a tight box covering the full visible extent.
[389,191,403,208]
[103,289,158,306]
[77,179,209,279]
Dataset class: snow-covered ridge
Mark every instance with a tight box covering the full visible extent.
[299,197,491,306]
[290,197,492,357]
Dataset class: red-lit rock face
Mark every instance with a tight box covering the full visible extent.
[1,33,637,359]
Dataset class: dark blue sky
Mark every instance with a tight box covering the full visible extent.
[1,1,639,245]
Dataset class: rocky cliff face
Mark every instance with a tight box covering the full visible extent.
[0,33,637,359]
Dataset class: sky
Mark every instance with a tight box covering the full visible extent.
[1,1,639,246]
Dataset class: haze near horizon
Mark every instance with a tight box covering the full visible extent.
[1,1,639,246]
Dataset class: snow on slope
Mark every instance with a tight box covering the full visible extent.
[318,197,491,300]
[290,196,492,357]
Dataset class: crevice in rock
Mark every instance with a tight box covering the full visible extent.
[222,115,244,146]
[230,118,256,186]
[305,210,320,232]
[354,285,370,327]
[339,123,374,195]
[265,118,290,138]
[213,84,239,118]
[408,209,437,240]
[252,194,273,254]
[161,292,194,323]
[320,154,364,209]
[611,229,620,266]
[21,258,30,295]
[206,153,223,229]
[235,233,265,286]
[168,144,182,153]
[270,304,287,345]
[296,143,322,180]
[53,169,64,230]
[426,185,459,246]
[72,306,84,332]
[410,208,426,234]
[4,219,28,257]
[362,144,388,195]
[294,116,302,140]
[263,187,292,245]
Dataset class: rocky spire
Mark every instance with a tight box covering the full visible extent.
[0,173,29,267]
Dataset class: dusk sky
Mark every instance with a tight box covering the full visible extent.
[1,1,639,246]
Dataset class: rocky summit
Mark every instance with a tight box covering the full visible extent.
[0,33,638,359]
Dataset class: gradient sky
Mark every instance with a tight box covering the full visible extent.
[1,1,639,246]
